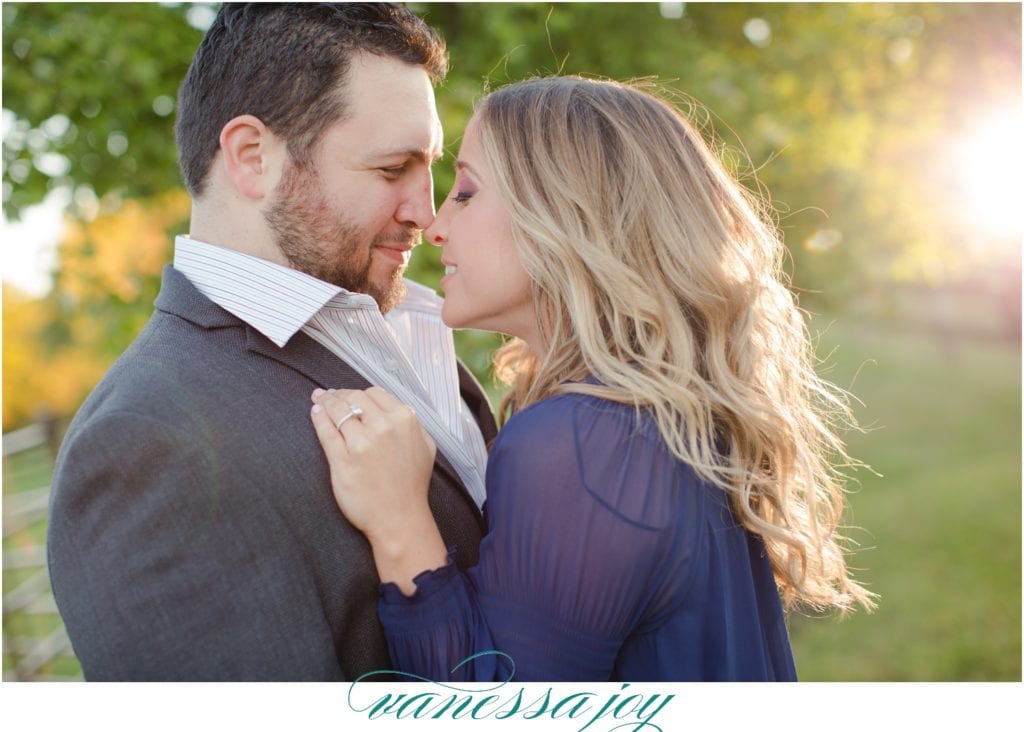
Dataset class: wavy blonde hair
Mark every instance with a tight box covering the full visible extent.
[475,76,875,614]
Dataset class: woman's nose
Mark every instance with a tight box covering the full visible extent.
[424,212,447,247]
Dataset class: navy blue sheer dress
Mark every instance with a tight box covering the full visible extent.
[378,389,798,681]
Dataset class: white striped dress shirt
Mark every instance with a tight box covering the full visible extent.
[173,235,488,508]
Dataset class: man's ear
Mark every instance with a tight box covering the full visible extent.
[219,115,284,199]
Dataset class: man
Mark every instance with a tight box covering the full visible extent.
[47,3,494,681]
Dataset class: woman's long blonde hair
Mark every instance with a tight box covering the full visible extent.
[476,76,875,614]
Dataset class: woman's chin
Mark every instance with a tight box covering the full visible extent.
[440,310,492,335]
[439,304,466,330]
[440,302,515,338]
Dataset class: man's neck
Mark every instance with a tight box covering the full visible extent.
[189,198,287,267]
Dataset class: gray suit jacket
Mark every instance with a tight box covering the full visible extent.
[47,265,496,680]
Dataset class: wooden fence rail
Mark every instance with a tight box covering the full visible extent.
[2,422,82,680]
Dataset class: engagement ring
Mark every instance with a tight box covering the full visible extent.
[334,405,364,430]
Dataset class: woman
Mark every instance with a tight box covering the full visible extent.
[310,76,875,681]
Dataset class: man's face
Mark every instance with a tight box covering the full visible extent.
[264,53,443,313]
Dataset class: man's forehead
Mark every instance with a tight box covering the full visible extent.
[362,114,444,162]
[338,54,443,156]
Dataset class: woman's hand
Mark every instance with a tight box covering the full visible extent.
[310,387,447,594]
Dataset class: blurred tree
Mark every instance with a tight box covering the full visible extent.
[48,190,191,355]
[2,2,209,221]
[2,192,189,430]
[3,284,107,430]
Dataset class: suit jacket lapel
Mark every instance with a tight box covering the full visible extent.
[156,264,490,516]
[154,265,361,390]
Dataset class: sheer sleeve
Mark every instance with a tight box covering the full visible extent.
[378,394,698,681]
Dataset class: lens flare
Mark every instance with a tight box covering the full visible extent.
[955,109,1024,239]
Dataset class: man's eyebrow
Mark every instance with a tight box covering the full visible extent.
[370,147,443,163]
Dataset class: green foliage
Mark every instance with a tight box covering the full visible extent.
[2,2,208,220]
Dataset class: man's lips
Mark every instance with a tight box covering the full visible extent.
[374,243,412,264]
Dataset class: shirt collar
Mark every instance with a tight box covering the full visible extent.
[173,235,440,346]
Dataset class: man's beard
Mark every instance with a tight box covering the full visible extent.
[264,163,410,313]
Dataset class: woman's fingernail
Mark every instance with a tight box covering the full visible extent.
[312,388,325,399]
[311,404,322,415]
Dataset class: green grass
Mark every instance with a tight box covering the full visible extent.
[788,319,1021,680]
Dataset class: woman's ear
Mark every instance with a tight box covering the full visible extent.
[218,114,284,200]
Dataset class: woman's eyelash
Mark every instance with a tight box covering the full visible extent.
[452,191,474,203]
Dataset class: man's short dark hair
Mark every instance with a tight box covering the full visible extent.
[175,3,447,196]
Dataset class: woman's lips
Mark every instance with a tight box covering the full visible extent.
[439,261,458,287]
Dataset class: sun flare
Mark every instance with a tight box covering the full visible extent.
[955,109,1024,239]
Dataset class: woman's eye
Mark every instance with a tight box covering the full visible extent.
[452,191,474,203]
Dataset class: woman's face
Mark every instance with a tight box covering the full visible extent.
[425,118,538,349]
